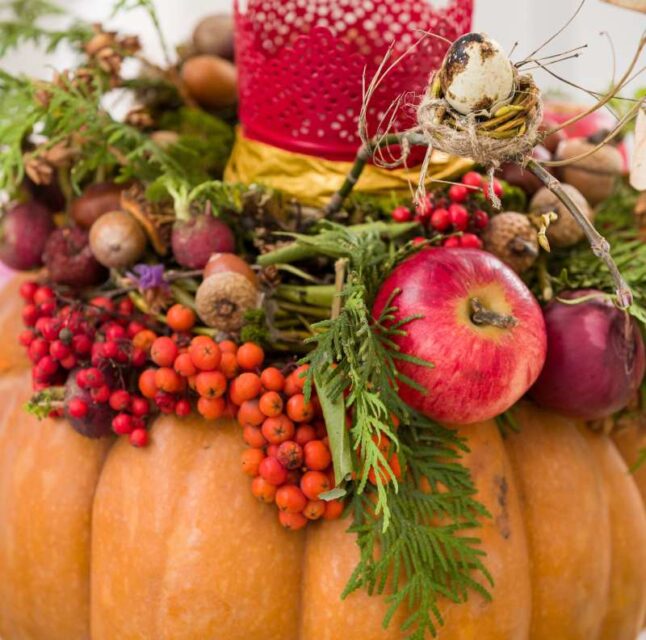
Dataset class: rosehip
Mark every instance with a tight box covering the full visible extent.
[391,205,412,223]
[303,500,326,520]
[109,390,131,412]
[22,304,39,326]
[460,233,483,249]
[49,340,71,361]
[430,208,451,232]
[461,171,483,188]
[323,499,345,520]
[19,281,39,302]
[67,397,89,419]
[91,385,111,404]
[251,476,277,503]
[129,428,149,447]
[175,398,192,417]
[130,396,150,417]
[443,237,461,249]
[243,425,267,449]
[448,204,469,231]
[472,209,489,230]
[448,184,468,203]
[19,329,35,347]
[112,413,134,435]
[84,367,105,389]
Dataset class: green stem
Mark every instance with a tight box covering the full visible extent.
[527,159,632,308]
[275,284,336,308]
[277,301,331,319]
[257,221,418,266]
[324,132,428,216]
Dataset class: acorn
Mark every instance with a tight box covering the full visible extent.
[181,55,237,110]
[529,184,593,248]
[89,210,147,269]
[555,137,623,205]
[481,212,539,273]
[192,14,234,61]
[195,269,259,333]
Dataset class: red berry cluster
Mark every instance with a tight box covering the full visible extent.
[390,171,504,249]
[18,281,152,444]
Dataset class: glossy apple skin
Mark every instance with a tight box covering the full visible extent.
[373,248,547,424]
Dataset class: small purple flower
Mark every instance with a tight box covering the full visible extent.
[127,264,168,291]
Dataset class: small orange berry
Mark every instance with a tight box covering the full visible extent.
[188,336,221,371]
[241,448,265,477]
[197,396,226,420]
[304,440,331,471]
[286,393,315,423]
[237,399,265,428]
[243,425,267,449]
[236,342,265,371]
[261,415,295,445]
[230,372,262,405]
[300,470,330,500]
[323,499,344,520]
[278,510,308,531]
[154,367,183,393]
[219,352,239,379]
[174,352,197,377]
[132,329,157,352]
[292,364,309,390]
[138,369,158,399]
[166,304,196,332]
[284,373,300,397]
[251,476,276,503]
[150,336,178,367]
[275,485,307,513]
[303,500,326,520]
[195,370,227,399]
[260,366,285,392]
[218,340,238,354]
[259,391,283,418]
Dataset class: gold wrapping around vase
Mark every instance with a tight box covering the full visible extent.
[224,129,473,207]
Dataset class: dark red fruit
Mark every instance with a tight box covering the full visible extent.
[64,370,116,438]
[0,201,54,270]
[461,171,483,188]
[129,428,149,447]
[448,204,469,231]
[109,390,131,411]
[472,209,489,230]
[175,398,192,417]
[448,184,468,203]
[172,214,235,269]
[391,206,412,223]
[43,227,108,288]
[131,396,150,417]
[70,182,125,229]
[19,281,39,302]
[277,440,304,470]
[112,413,134,435]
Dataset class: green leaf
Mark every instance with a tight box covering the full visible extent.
[314,367,352,487]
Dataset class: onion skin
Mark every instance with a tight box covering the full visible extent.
[529,290,645,420]
[0,202,54,270]
[372,248,546,424]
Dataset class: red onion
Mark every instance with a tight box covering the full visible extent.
[529,290,645,420]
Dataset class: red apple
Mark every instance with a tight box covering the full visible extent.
[372,247,547,424]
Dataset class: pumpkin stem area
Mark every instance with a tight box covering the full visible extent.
[470,297,518,329]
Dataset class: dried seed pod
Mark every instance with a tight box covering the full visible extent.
[529,184,594,248]
[482,212,539,273]
[89,210,147,268]
[195,271,259,332]
[555,138,623,206]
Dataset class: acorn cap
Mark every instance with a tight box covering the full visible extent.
[120,183,174,255]
[482,212,539,273]
[529,184,594,249]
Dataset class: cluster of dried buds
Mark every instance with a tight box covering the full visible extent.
[24,139,78,186]
[84,23,141,80]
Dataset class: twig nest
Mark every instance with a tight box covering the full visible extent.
[555,138,623,205]
[439,33,515,116]
[195,271,259,332]
[530,184,594,248]
[89,210,147,269]
[481,212,539,273]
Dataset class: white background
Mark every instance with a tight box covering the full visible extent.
[2,0,645,101]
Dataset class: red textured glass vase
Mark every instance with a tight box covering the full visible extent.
[234,0,473,162]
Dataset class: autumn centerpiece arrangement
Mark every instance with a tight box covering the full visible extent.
[0,1,645,639]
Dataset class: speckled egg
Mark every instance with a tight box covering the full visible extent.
[439,33,515,116]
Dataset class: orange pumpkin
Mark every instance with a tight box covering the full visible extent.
[0,279,645,640]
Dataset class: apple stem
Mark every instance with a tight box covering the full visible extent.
[526,159,632,309]
[470,298,518,329]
